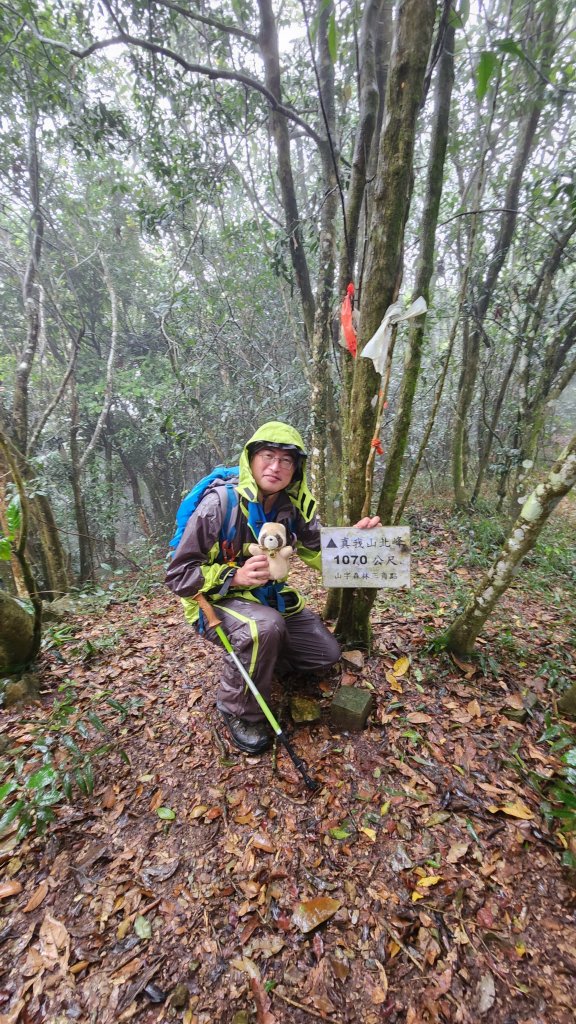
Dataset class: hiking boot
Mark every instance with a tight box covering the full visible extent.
[218,709,271,754]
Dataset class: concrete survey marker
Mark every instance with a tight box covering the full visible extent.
[320,526,410,589]
[330,686,374,732]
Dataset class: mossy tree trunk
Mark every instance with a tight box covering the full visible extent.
[325,0,389,621]
[378,17,455,524]
[0,431,42,664]
[309,2,338,518]
[335,0,437,648]
[444,432,576,655]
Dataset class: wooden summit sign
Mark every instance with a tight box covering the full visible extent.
[320,527,410,589]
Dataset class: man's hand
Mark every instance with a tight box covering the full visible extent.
[232,554,270,588]
[354,515,381,529]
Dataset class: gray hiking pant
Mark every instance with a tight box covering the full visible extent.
[203,598,341,721]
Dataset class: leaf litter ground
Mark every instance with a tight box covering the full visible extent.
[1,505,575,1024]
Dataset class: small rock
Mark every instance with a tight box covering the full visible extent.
[290,695,321,724]
[341,649,364,671]
[558,684,576,718]
[389,843,414,872]
[170,983,189,1010]
[502,706,528,723]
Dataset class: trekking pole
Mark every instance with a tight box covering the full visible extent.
[194,593,319,791]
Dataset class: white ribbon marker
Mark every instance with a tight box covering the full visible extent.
[360,296,427,376]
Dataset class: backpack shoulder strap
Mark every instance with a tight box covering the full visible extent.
[219,481,239,562]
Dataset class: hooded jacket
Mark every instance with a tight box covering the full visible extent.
[166,422,322,623]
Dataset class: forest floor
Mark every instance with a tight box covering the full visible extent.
[1,500,575,1024]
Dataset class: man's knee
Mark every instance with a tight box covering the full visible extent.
[257,607,288,649]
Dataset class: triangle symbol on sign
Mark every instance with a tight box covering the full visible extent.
[326,538,338,548]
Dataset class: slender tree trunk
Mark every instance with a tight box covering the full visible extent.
[394,322,457,522]
[257,0,316,345]
[309,1,339,516]
[378,17,455,523]
[70,384,95,586]
[445,432,576,654]
[12,110,43,454]
[104,436,117,568]
[471,339,521,501]
[508,318,576,515]
[452,317,478,505]
[336,0,437,648]
[118,448,152,538]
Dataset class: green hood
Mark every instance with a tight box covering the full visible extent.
[238,421,317,523]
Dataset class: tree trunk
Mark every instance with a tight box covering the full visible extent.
[118,447,152,538]
[0,431,42,663]
[31,493,71,599]
[309,0,339,516]
[336,0,437,648]
[257,0,316,345]
[104,436,117,568]
[444,432,576,655]
[338,0,389,528]
[0,592,35,674]
[452,317,478,506]
[70,384,96,586]
[378,17,455,523]
[12,109,43,455]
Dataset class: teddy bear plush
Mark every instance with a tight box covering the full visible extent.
[248,522,294,581]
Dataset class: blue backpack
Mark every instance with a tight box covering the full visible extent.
[169,466,240,559]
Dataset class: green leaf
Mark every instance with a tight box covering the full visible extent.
[329,826,351,840]
[476,50,498,101]
[6,498,21,536]
[134,914,152,939]
[0,779,18,802]
[561,850,576,869]
[62,735,82,757]
[0,799,25,836]
[36,807,56,833]
[86,711,108,734]
[62,772,73,801]
[26,766,57,790]
[0,538,11,560]
[74,768,88,795]
[156,806,176,820]
[83,760,94,796]
[327,12,337,63]
[495,37,524,59]
[562,748,576,768]
[458,0,470,23]
[37,788,63,808]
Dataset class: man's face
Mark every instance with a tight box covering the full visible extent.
[251,447,296,496]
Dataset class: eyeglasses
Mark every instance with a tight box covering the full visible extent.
[256,448,296,470]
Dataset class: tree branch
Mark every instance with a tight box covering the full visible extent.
[23,22,322,145]
[152,0,258,43]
